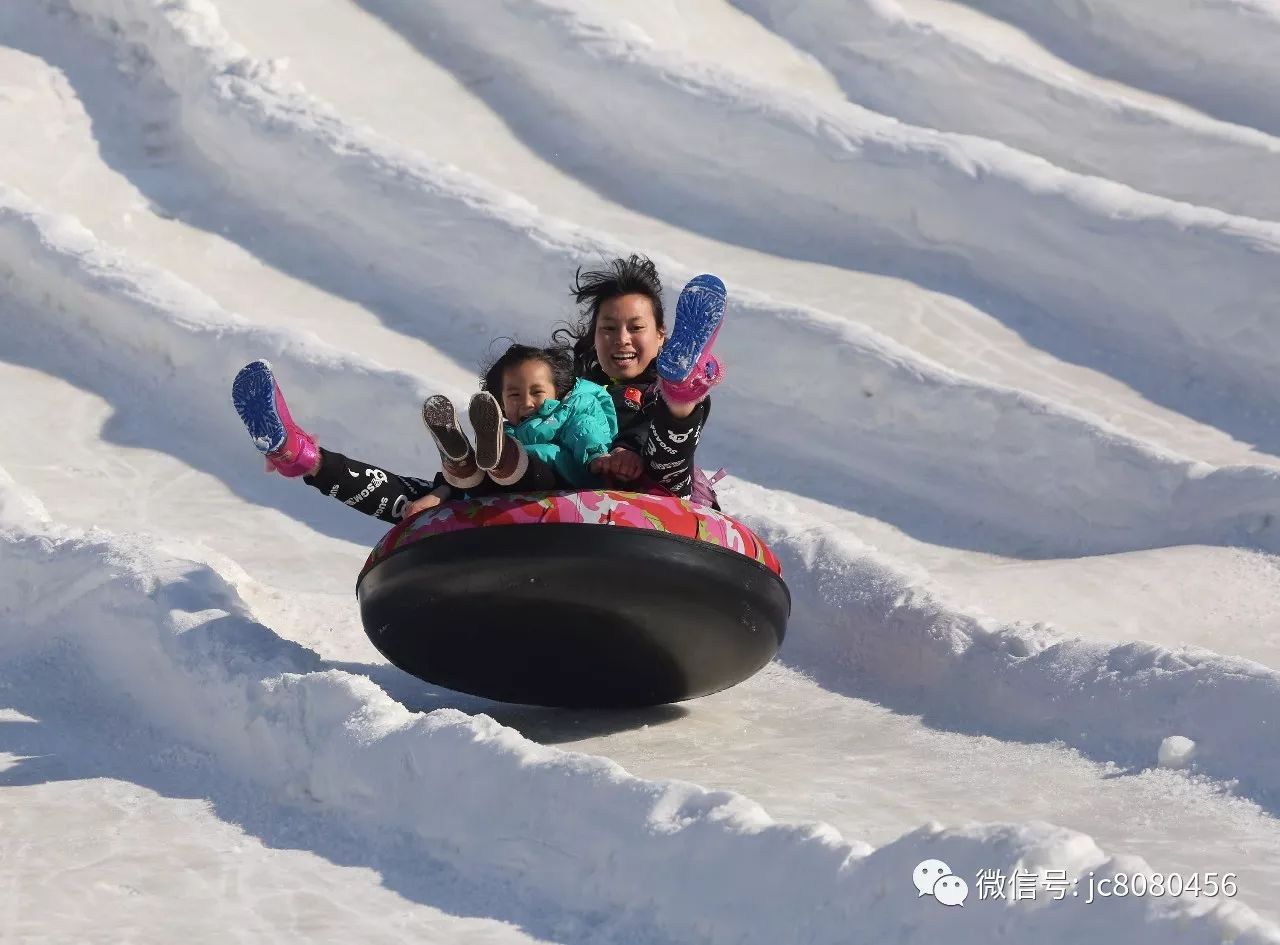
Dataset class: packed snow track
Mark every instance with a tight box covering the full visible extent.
[2,2,1279,942]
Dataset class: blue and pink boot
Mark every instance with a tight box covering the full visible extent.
[658,273,726,407]
[231,360,321,477]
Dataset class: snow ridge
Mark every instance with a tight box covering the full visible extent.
[2,470,1277,944]
[0,182,439,481]
[53,0,1280,416]
[4,176,1280,560]
[956,0,1280,136]
[340,0,1280,410]
[728,0,1280,219]
[732,482,1280,812]
[6,180,1279,832]
[7,5,1280,936]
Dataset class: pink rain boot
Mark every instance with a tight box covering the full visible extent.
[231,360,320,478]
[658,355,725,407]
[658,273,726,407]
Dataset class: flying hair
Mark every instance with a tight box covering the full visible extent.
[551,254,666,375]
[480,342,575,402]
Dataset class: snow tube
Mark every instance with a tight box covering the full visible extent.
[356,490,790,707]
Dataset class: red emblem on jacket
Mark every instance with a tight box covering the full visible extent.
[624,387,643,408]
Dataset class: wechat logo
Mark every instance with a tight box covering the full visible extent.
[914,859,969,907]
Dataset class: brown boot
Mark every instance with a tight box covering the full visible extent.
[487,435,530,486]
[468,391,529,485]
[423,395,483,489]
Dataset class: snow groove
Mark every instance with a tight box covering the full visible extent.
[6,179,1280,558]
[46,0,1280,423]
[6,1,1280,939]
[0,185,441,490]
[2,472,1277,944]
[340,0,1280,415]
[5,186,1279,812]
[731,481,1280,813]
[728,0,1280,220]
[43,5,1280,555]
[954,0,1280,137]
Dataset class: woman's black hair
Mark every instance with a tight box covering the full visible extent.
[551,254,665,376]
[480,343,575,402]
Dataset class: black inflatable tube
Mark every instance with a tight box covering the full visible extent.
[357,523,790,708]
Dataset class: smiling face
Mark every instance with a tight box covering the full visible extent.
[593,293,664,381]
[501,359,557,424]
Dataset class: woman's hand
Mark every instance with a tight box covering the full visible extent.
[404,484,452,518]
[590,447,643,481]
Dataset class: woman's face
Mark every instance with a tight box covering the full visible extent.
[593,293,664,381]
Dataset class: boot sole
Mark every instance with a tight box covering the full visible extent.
[232,360,286,454]
[659,274,726,384]
[469,393,505,471]
[422,395,471,462]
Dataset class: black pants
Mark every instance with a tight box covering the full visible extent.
[638,400,707,499]
[304,448,558,523]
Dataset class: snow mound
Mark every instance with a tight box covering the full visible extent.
[4,183,1279,808]
[958,0,1280,136]
[2,467,1276,944]
[56,0,1280,412]
[6,146,1280,560]
[728,481,1280,811]
[332,0,1280,408]
[731,0,1280,219]
[1159,736,1198,770]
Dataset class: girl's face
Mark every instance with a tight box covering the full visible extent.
[502,359,557,424]
[593,293,664,381]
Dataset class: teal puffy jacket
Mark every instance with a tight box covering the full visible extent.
[509,378,618,488]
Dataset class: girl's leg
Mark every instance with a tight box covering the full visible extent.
[492,444,559,490]
[465,446,560,494]
[469,392,560,492]
[422,395,484,490]
[304,449,439,522]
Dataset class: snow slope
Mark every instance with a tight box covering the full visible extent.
[952,0,1280,136]
[3,0,1280,941]
[728,0,1280,220]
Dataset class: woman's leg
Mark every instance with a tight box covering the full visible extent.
[304,448,440,523]
[637,271,727,499]
[639,398,708,499]
[233,361,443,522]
[657,273,726,416]
[232,360,321,477]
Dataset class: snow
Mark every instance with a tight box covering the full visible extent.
[733,0,1280,219]
[1159,737,1198,771]
[3,0,1280,942]
[954,0,1280,136]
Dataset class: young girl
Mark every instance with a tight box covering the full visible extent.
[230,256,726,522]
[421,343,617,495]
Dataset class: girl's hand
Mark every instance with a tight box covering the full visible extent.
[591,447,643,481]
[404,484,452,518]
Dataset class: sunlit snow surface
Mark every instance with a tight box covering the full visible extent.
[2,1,1280,942]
